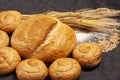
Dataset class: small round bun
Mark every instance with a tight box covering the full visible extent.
[0,10,22,33]
[73,43,102,68]
[0,47,21,75]
[16,58,48,80]
[49,58,81,80]
[0,30,9,47]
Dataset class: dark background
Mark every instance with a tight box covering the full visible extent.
[0,0,120,80]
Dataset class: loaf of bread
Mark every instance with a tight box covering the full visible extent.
[49,58,81,80]
[0,47,21,74]
[0,10,22,33]
[16,58,48,80]
[0,30,9,47]
[73,43,102,68]
[11,14,76,63]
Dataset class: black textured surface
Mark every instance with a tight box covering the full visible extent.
[0,0,120,80]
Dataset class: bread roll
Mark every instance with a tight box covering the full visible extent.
[0,47,21,75]
[16,58,48,80]
[49,58,81,80]
[11,15,76,63]
[0,10,22,33]
[0,30,9,47]
[73,43,102,68]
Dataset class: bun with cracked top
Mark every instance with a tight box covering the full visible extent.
[0,10,22,33]
[73,43,102,68]
[16,58,48,80]
[0,47,21,75]
[49,58,81,80]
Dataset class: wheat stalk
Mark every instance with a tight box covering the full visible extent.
[23,8,120,33]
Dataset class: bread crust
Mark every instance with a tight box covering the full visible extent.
[16,58,48,80]
[0,30,9,47]
[49,58,81,80]
[11,15,76,63]
[0,47,21,74]
[0,10,22,33]
[73,43,102,68]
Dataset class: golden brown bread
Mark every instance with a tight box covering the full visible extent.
[72,43,102,68]
[11,14,76,63]
[16,58,48,80]
[0,30,9,47]
[49,58,81,80]
[0,47,21,75]
[0,10,22,33]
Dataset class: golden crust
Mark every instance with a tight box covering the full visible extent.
[11,15,57,58]
[73,43,102,68]
[16,58,48,80]
[49,58,81,80]
[31,21,76,63]
[0,30,9,47]
[0,47,21,75]
[11,15,76,63]
[0,10,22,33]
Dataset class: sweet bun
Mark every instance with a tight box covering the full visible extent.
[11,14,76,63]
[0,30,9,47]
[49,58,81,80]
[0,10,22,33]
[16,58,48,80]
[73,43,102,68]
[0,47,21,75]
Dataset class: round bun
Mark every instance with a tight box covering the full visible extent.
[0,30,9,47]
[73,43,102,68]
[0,47,21,75]
[16,58,48,80]
[11,15,76,63]
[49,58,81,80]
[0,10,22,33]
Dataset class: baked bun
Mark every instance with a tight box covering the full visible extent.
[49,58,81,80]
[0,47,21,75]
[0,30,9,47]
[16,58,48,80]
[0,10,22,33]
[73,43,102,68]
[11,15,76,63]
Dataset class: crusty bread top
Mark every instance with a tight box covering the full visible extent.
[16,58,48,80]
[11,15,57,57]
[0,30,9,47]
[73,43,102,67]
[49,58,81,80]
[0,47,21,74]
[0,10,22,33]
[11,15,76,63]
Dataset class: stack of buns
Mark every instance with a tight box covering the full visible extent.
[0,10,103,80]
